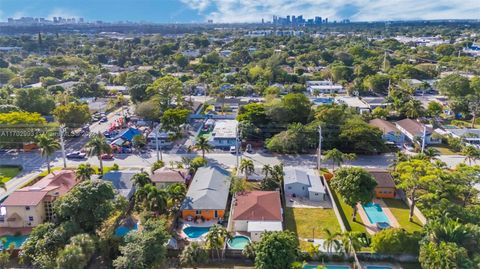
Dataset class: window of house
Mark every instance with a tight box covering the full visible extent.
[28,216,34,221]
[25,206,30,210]
[214,210,218,218]
[195,210,201,215]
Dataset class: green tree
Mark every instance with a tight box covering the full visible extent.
[322,228,341,253]
[147,75,183,110]
[323,148,355,171]
[131,172,151,188]
[193,136,212,158]
[436,74,471,97]
[55,180,116,233]
[161,108,190,134]
[427,101,443,117]
[331,167,377,221]
[363,74,390,94]
[14,87,55,115]
[35,133,60,174]
[371,107,389,119]
[260,164,284,191]
[135,183,167,213]
[239,159,255,180]
[0,251,10,269]
[254,231,299,269]
[395,159,438,222]
[53,103,91,128]
[371,228,420,254]
[339,118,386,154]
[76,163,95,181]
[461,145,480,165]
[85,133,112,174]
[125,71,153,87]
[23,66,52,84]
[165,183,187,211]
[179,242,207,269]
[56,234,96,269]
[0,68,15,84]
[419,241,472,269]
[205,224,230,259]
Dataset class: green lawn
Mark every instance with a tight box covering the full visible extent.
[0,166,21,183]
[284,207,341,239]
[329,188,367,233]
[383,199,423,232]
[431,144,457,155]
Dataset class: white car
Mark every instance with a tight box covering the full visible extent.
[229,146,237,154]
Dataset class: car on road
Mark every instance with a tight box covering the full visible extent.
[100,117,108,123]
[229,145,237,154]
[101,153,114,160]
[66,151,86,159]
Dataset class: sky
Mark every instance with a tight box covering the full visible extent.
[0,0,479,23]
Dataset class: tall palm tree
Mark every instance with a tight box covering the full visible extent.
[85,133,111,174]
[180,242,208,269]
[35,133,60,174]
[423,147,440,161]
[462,145,480,165]
[135,184,167,213]
[322,228,341,253]
[239,159,254,180]
[131,172,151,188]
[340,231,362,256]
[323,148,345,171]
[166,183,186,211]
[205,224,230,260]
[76,163,95,181]
[193,136,212,159]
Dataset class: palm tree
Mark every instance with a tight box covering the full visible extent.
[35,133,60,174]
[131,172,151,188]
[166,183,186,211]
[193,136,212,159]
[76,163,95,181]
[462,145,480,165]
[340,231,362,256]
[180,242,208,269]
[135,183,168,214]
[423,147,440,161]
[85,133,112,174]
[323,148,346,171]
[239,159,254,180]
[322,228,341,253]
[205,224,230,260]
[404,99,424,119]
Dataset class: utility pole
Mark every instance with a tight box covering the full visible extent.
[59,124,67,168]
[421,125,426,153]
[155,125,163,162]
[317,126,322,169]
[383,51,387,71]
[236,125,240,169]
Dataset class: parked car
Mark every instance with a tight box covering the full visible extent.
[229,145,237,154]
[66,151,86,159]
[100,117,108,123]
[245,144,253,153]
[101,153,114,160]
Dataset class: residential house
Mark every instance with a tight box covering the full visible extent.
[443,128,480,146]
[209,120,238,149]
[367,170,396,199]
[306,80,344,95]
[236,167,267,182]
[0,170,78,228]
[151,167,189,189]
[362,97,388,110]
[395,119,441,145]
[230,191,283,241]
[336,96,370,114]
[101,170,139,199]
[369,118,405,146]
[181,166,231,221]
[283,167,326,201]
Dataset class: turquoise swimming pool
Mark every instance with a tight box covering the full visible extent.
[0,235,28,249]
[313,97,335,105]
[183,226,210,239]
[227,235,250,249]
[115,223,138,237]
[363,202,390,224]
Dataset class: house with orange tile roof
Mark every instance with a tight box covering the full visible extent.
[0,170,78,228]
[229,191,283,241]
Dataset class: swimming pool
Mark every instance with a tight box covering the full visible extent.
[0,235,28,249]
[313,97,335,105]
[115,223,138,237]
[183,226,210,239]
[227,235,250,250]
[362,202,390,224]
[303,265,350,269]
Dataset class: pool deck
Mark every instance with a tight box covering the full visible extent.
[178,220,217,241]
[356,199,400,235]
[0,227,31,236]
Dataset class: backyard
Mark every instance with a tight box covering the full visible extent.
[383,199,423,232]
[284,207,341,239]
[0,165,21,183]
[329,188,367,233]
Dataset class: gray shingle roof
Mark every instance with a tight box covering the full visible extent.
[181,166,231,210]
[102,170,139,199]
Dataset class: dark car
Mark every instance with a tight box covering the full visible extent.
[100,117,108,123]
[66,151,86,159]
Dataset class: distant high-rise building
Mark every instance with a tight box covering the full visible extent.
[315,16,322,24]
[286,15,290,23]
[79,18,84,23]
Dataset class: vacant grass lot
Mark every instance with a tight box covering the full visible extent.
[0,166,21,183]
[383,199,423,232]
[284,207,341,239]
[329,188,367,233]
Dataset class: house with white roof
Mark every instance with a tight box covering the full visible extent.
[209,120,238,149]
[306,80,344,95]
[283,167,326,201]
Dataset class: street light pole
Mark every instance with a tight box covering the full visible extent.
[317,126,322,169]
[155,125,163,162]
[236,125,240,169]
[421,125,426,154]
[59,124,67,168]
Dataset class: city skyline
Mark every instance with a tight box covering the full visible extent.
[0,0,479,24]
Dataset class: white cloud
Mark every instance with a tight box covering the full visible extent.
[181,0,480,22]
